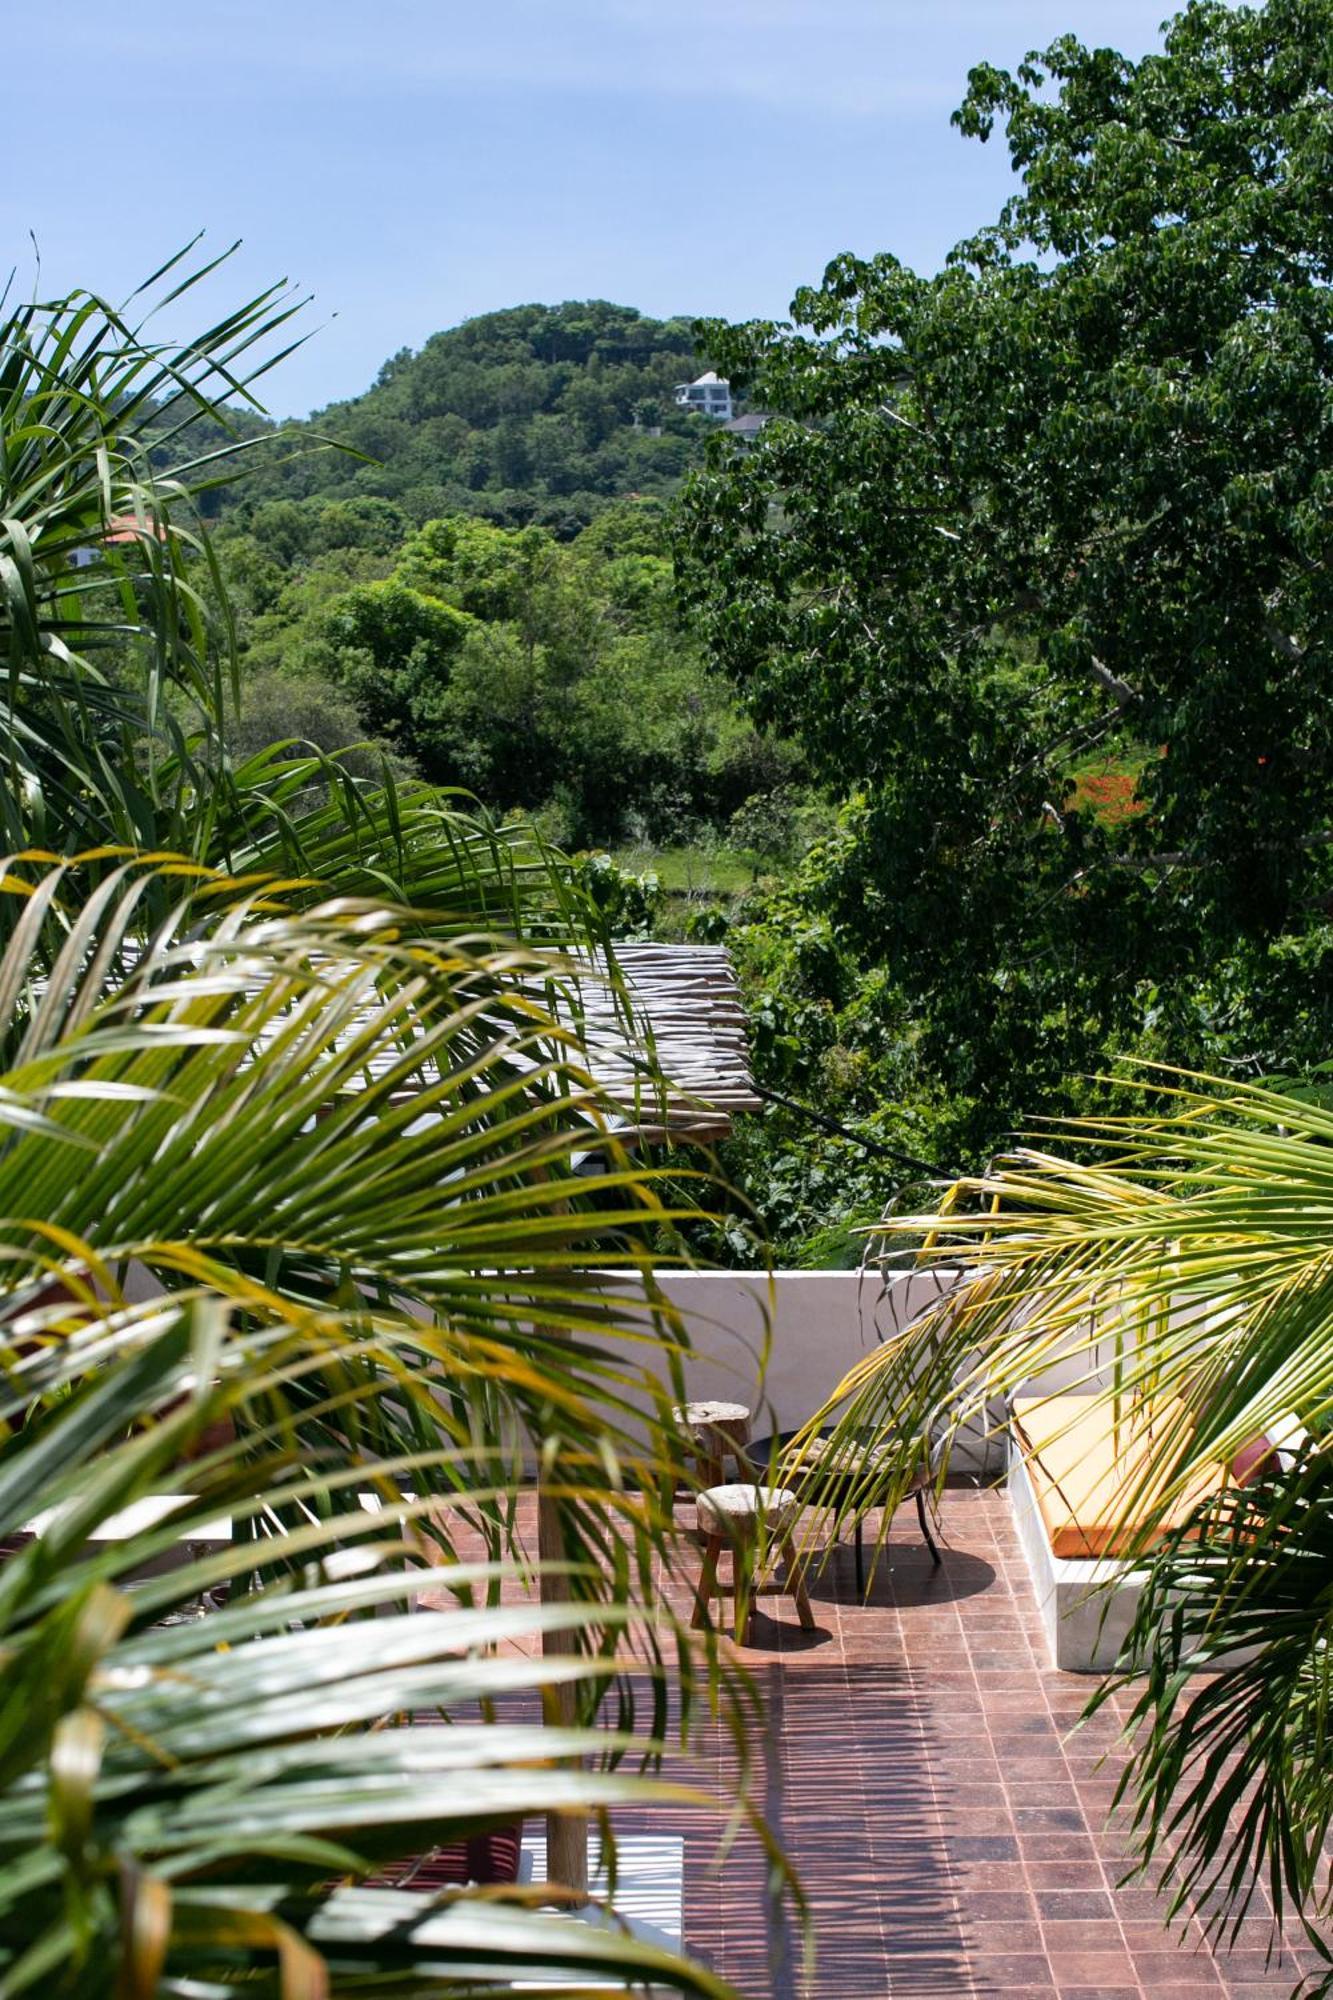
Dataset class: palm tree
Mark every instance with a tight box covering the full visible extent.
[0,259,782,1992]
[0,246,596,941]
[0,242,284,854]
[0,853,772,1993]
[811,1069,1333,1976]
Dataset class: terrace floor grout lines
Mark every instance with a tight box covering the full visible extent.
[418,1484,1319,1997]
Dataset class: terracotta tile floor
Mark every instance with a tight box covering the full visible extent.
[425,1484,1325,1998]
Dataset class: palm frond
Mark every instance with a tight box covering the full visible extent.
[0,855,784,1991]
[0,248,305,856]
[811,1067,1333,1960]
[0,1292,748,1996]
[1090,1448,1333,1964]
[0,855,697,1617]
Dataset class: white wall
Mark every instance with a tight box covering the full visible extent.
[584,1265,1143,1477]
[586,1265,987,1459]
[656,1267,963,1440]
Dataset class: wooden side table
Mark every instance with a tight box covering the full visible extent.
[672,1399,753,1489]
[690,1482,815,1645]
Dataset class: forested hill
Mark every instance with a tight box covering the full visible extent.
[213,300,714,536]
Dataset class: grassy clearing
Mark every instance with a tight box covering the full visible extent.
[612,842,759,897]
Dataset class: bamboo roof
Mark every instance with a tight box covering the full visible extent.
[105,936,758,1144]
[571,942,760,1142]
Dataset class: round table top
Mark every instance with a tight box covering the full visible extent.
[697,1482,800,1530]
[672,1400,751,1429]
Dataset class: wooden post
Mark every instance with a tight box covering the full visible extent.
[527,1150,590,1901]
[537,1484,589,1898]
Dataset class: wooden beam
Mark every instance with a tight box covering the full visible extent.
[537,1489,589,1899]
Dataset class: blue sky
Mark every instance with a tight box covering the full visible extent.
[7,2,1177,416]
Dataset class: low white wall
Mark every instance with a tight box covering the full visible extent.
[588,1265,997,1465]
[597,1268,920,1441]
[585,1266,1147,1478]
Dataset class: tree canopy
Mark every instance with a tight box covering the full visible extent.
[679,0,1333,1147]
[218,501,793,847]
[214,300,716,536]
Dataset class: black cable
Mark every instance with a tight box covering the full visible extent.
[752,1082,961,1181]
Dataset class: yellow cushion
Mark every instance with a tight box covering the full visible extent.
[1012,1393,1235,1560]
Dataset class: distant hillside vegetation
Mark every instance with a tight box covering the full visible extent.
[213,301,715,536]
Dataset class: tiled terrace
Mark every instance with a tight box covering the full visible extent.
[652,1483,1325,1998]
[430,1483,1323,2000]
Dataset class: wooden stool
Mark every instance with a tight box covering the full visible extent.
[672,1400,752,1489]
[690,1483,815,1645]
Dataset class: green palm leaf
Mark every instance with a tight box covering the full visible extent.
[0,860,780,1993]
[0,245,308,857]
[813,1067,1333,1967]
[1093,1450,1333,1970]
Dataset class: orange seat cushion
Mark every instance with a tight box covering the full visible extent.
[1012,1394,1248,1561]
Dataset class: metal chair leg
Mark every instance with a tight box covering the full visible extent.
[916,1487,942,1566]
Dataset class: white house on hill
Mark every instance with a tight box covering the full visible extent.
[673,371,733,421]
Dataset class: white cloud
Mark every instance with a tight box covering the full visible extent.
[22,0,1177,120]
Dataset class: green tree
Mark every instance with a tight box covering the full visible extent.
[679,0,1333,1145]
[429,618,559,798]
[397,516,569,630]
[226,666,400,779]
[320,576,472,769]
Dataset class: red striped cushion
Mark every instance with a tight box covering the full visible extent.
[403,1824,523,1889]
